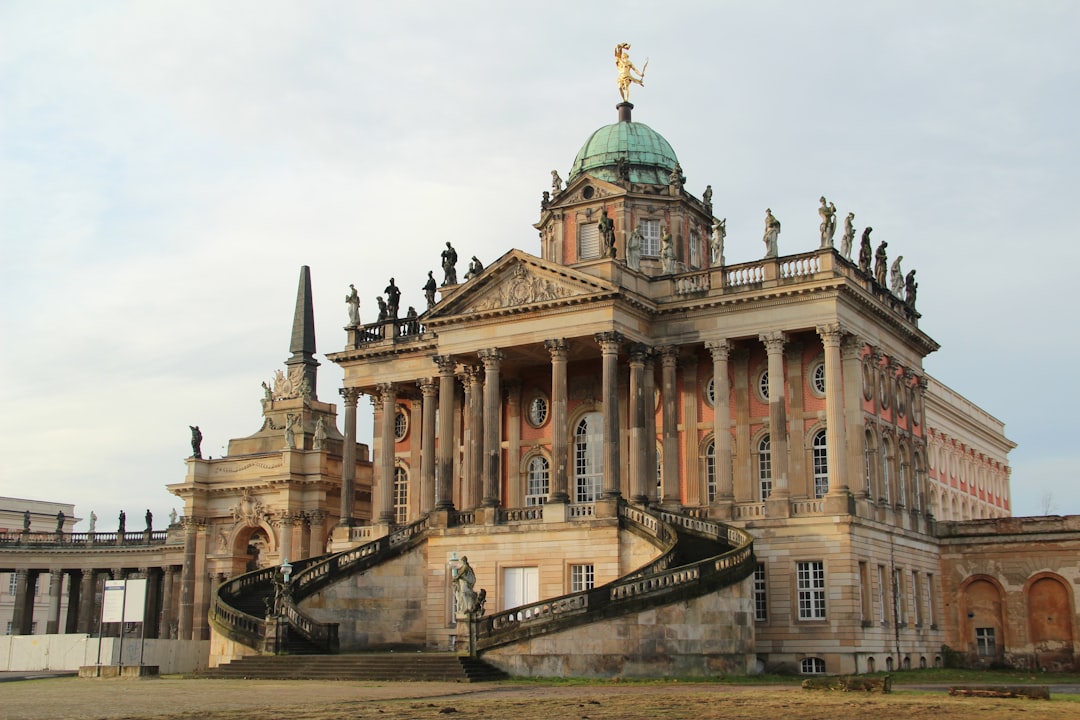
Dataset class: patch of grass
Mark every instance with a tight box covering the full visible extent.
[878,667,1080,685]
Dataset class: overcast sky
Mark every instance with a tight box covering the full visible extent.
[2,1,1077,527]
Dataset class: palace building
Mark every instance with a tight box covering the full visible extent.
[3,73,1076,677]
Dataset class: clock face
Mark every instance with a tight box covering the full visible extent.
[527,395,549,427]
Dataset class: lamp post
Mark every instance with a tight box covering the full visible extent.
[281,557,293,585]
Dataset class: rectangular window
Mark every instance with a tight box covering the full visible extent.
[976,627,996,657]
[689,230,701,268]
[526,458,549,506]
[753,563,768,621]
[812,436,829,499]
[4,621,10,635]
[7,573,16,596]
[705,447,717,504]
[877,565,887,624]
[893,568,905,626]
[858,561,871,623]
[578,223,600,259]
[911,570,921,626]
[570,564,594,592]
[926,574,936,627]
[640,219,660,256]
[758,440,772,501]
[797,561,826,620]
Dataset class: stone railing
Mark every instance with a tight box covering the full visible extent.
[499,506,544,522]
[349,526,374,542]
[0,530,170,547]
[567,503,595,519]
[209,556,322,651]
[779,254,820,279]
[352,317,426,346]
[725,263,765,288]
[792,499,825,515]
[674,270,710,295]
[475,501,754,652]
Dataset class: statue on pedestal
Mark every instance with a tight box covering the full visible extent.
[118,510,126,535]
[551,170,563,194]
[627,224,642,271]
[56,510,65,532]
[840,212,855,259]
[890,256,905,296]
[874,241,888,286]
[452,556,477,618]
[598,208,616,258]
[441,242,458,286]
[189,425,203,459]
[22,510,30,531]
[168,508,177,527]
[858,227,873,274]
[905,269,918,309]
[145,509,153,531]
[819,196,837,248]
[763,209,780,258]
[710,218,727,267]
[345,284,360,326]
[88,511,97,533]
[614,42,646,102]
[702,185,713,215]
[424,271,437,309]
[660,226,676,274]
[384,278,401,319]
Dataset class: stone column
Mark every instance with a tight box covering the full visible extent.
[760,332,790,503]
[434,356,457,510]
[629,344,649,503]
[64,570,80,633]
[464,366,483,509]
[841,335,867,498]
[276,514,293,562]
[545,339,570,503]
[644,352,658,502]
[418,378,438,513]
[659,346,680,506]
[45,569,63,634]
[377,382,397,524]
[160,566,177,639]
[307,510,328,557]
[177,517,199,640]
[479,349,504,508]
[338,387,362,526]
[505,380,523,508]
[77,569,97,634]
[139,567,161,637]
[10,570,32,635]
[706,340,734,510]
[818,325,849,499]
[596,333,623,498]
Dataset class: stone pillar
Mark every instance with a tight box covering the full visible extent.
[818,324,849,498]
[139,567,161,637]
[644,352,658,503]
[479,349,504,508]
[45,569,63,634]
[177,518,198,640]
[11,570,34,635]
[464,366,483,509]
[338,387,362,526]
[434,356,457,510]
[706,340,734,510]
[841,335,867,498]
[505,380,523,508]
[160,566,177,639]
[276,514,293,562]
[545,339,570,503]
[308,511,328,557]
[595,333,623,498]
[418,378,438,513]
[659,346,680,506]
[64,570,80,633]
[760,332,789,499]
[629,344,649,503]
[77,569,97,634]
[377,382,397,524]
[681,353,700,506]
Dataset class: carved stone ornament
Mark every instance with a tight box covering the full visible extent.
[230,492,266,528]
[272,366,311,401]
[464,263,575,313]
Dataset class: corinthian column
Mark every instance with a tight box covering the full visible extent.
[464,366,484,509]
[545,339,570,503]
[418,378,437,513]
[629,344,649,503]
[478,349,504,508]
[376,382,397,523]
[595,332,623,497]
[339,387,362,526]
[760,332,789,497]
[706,339,734,506]
[817,324,848,495]
[659,346,680,506]
[434,356,457,510]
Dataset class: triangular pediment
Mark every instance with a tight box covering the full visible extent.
[425,249,617,323]
[549,174,627,209]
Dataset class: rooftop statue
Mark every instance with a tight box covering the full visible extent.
[464,256,484,281]
[905,269,918,308]
[711,218,727,267]
[874,241,888,286]
[551,170,563,194]
[376,296,388,322]
[190,425,203,459]
[88,510,97,533]
[819,196,837,249]
[627,224,643,271]
[598,208,616,258]
[702,185,713,214]
[840,212,855,259]
[890,256,905,296]
[384,278,401,319]
[441,242,458,286]
[424,271,437,309]
[858,227,873,274]
[615,43,646,102]
[345,284,360,327]
[660,226,676,274]
[763,209,780,258]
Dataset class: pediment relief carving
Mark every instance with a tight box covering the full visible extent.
[463,262,578,313]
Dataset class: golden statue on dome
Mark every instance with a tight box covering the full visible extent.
[615,43,647,102]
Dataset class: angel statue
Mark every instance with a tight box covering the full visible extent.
[615,43,646,102]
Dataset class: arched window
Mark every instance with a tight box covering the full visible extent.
[393,465,408,524]
[757,434,772,501]
[881,438,893,504]
[864,429,876,498]
[574,413,602,503]
[812,429,828,498]
[897,442,909,507]
[525,456,549,506]
[800,657,826,674]
[704,438,717,503]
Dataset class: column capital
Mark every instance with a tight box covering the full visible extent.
[478,348,504,369]
[417,377,437,396]
[375,382,396,400]
[705,338,731,361]
[657,345,679,367]
[594,331,624,352]
[815,323,844,346]
[339,386,362,405]
[544,338,569,359]
[868,345,885,364]
[759,331,787,353]
[434,355,457,375]
[841,333,865,361]
[628,342,651,364]
[179,516,207,530]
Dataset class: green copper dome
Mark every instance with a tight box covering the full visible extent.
[568,119,678,186]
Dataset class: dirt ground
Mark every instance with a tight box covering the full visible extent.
[2,677,1076,720]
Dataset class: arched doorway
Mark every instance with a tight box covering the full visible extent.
[243,527,271,572]
[1027,574,1075,670]
[961,576,1006,665]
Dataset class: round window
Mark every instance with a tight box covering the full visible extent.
[758,369,770,402]
[527,395,549,427]
[810,361,826,395]
[394,408,409,442]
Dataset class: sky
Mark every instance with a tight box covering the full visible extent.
[1,1,1078,527]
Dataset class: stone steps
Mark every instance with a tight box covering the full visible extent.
[200,653,508,682]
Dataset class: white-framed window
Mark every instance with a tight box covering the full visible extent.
[881,438,893,503]
[689,229,701,268]
[393,466,408,524]
[526,456,549,506]
[705,376,715,407]
[574,413,602,503]
[394,407,409,442]
[578,222,600,259]
[893,568,905,626]
[797,561,826,620]
[976,627,996,657]
[926,574,936,627]
[810,361,826,395]
[757,435,772,501]
[858,561,871,623]
[877,565,887,624]
[800,657,826,674]
[526,395,549,428]
[640,219,661,256]
[570,564,594,592]
[753,563,768,621]
[704,438,717,503]
[7,573,16,596]
[757,369,770,401]
[911,570,921,626]
[812,429,829,498]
